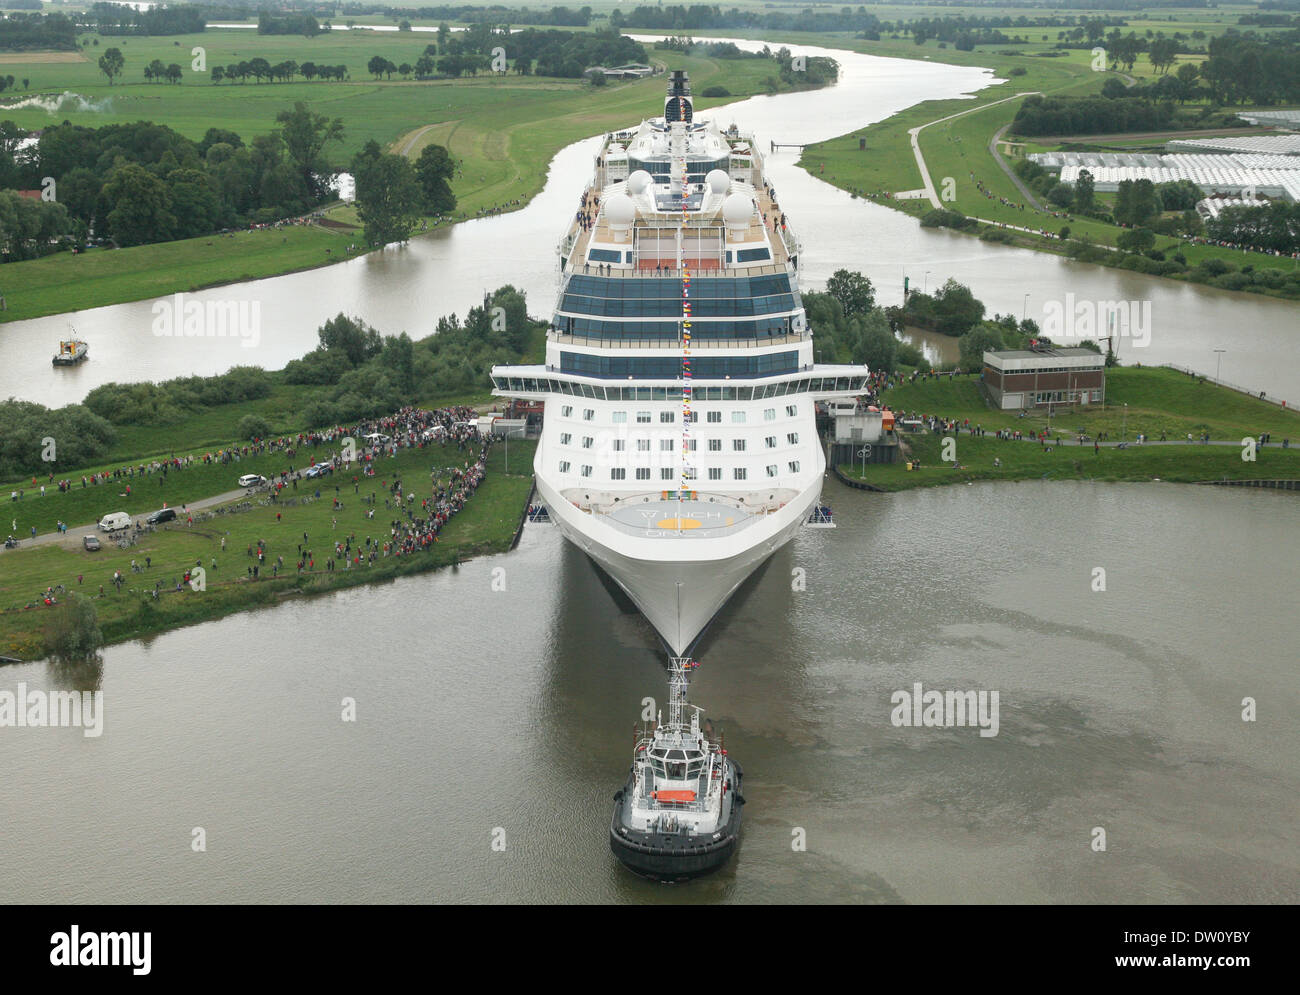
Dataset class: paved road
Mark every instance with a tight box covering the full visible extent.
[989,123,1046,211]
[0,486,263,557]
[906,91,1040,208]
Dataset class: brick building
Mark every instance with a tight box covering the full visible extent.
[981,348,1106,410]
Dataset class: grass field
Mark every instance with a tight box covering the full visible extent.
[841,430,1300,491]
[0,32,824,322]
[0,437,537,660]
[840,364,1300,490]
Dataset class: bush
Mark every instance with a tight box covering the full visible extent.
[980,227,1014,243]
[236,414,273,440]
[1009,66,1027,76]
[1214,272,1251,291]
[43,593,103,663]
[701,85,731,98]
[1197,258,1233,277]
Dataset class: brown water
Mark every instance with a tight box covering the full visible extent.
[3,40,1297,408]
[1,480,1296,903]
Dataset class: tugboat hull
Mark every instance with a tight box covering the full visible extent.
[609,763,744,882]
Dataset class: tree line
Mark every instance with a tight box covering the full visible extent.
[210,59,350,83]
[1,105,344,251]
[84,2,207,36]
[349,140,456,248]
[1206,202,1300,256]
[0,12,78,51]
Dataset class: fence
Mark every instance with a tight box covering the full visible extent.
[1158,364,1290,409]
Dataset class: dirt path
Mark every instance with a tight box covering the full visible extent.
[990,123,1046,211]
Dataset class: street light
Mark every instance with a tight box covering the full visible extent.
[1122,402,1128,442]
[923,270,931,295]
[1213,348,1226,384]
[1023,293,1030,322]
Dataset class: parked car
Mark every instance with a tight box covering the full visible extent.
[98,512,130,532]
[146,508,177,525]
[238,473,268,488]
[83,534,101,551]
[304,462,334,479]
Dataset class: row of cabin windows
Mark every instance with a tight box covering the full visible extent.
[560,463,802,480]
[493,375,870,399]
[559,404,799,421]
[557,434,799,453]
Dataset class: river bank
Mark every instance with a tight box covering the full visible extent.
[836,365,1300,491]
[0,437,536,661]
[0,46,830,324]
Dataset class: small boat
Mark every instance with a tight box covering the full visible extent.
[610,656,744,881]
[52,340,88,365]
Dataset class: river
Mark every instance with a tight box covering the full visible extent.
[2,38,1296,408]
[1,481,1295,903]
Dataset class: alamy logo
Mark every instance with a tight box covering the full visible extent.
[0,683,103,737]
[1041,293,1151,348]
[890,682,999,737]
[50,926,150,975]
[151,292,261,348]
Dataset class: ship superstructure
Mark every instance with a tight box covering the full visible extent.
[492,70,869,653]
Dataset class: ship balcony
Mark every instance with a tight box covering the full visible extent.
[550,331,808,349]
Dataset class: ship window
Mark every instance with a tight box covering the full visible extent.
[708,467,721,480]
[686,412,698,423]
[660,411,675,423]
[734,468,747,480]
[660,468,673,480]
[636,439,650,452]
[612,411,627,423]
[583,409,595,420]
[582,437,593,449]
[683,467,696,480]
[685,439,697,451]
[731,411,746,424]
[708,439,721,452]
[707,411,721,424]
[637,411,651,423]
[560,433,572,445]
[562,405,573,417]
[787,432,799,444]
[612,439,625,452]
[589,248,621,263]
[559,461,571,473]
[765,436,776,449]
[580,465,592,478]
[766,464,778,478]
[635,468,650,480]
[659,439,673,451]
[764,408,776,421]
[789,460,801,473]
[786,404,797,416]
[732,439,746,452]
[611,468,626,480]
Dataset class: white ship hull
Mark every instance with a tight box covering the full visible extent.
[536,465,821,654]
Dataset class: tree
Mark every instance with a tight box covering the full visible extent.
[43,593,102,663]
[317,313,382,366]
[145,58,165,83]
[414,143,457,214]
[98,46,124,85]
[1116,227,1155,253]
[352,152,422,247]
[165,63,182,84]
[275,102,344,201]
[852,308,896,373]
[210,65,224,84]
[415,54,435,78]
[825,269,875,318]
[958,323,1005,371]
[101,162,175,246]
[931,278,985,336]
[1074,169,1095,213]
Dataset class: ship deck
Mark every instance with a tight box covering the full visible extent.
[599,498,759,539]
[566,168,791,274]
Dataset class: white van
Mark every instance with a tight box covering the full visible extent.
[98,511,131,532]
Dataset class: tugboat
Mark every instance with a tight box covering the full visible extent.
[610,656,744,880]
[52,339,88,365]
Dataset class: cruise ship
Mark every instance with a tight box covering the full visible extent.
[492,70,870,654]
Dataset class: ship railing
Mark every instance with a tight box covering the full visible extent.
[550,332,807,349]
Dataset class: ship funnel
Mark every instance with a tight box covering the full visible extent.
[665,70,693,124]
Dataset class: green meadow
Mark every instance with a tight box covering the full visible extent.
[1,31,825,321]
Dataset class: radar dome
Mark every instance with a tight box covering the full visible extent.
[722,192,753,231]
[706,169,731,195]
[605,193,636,230]
[627,170,653,195]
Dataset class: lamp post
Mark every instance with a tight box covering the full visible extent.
[1023,293,1030,322]
[923,270,931,295]
[1122,402,1128,442]
[1213,348,1226,384]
